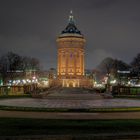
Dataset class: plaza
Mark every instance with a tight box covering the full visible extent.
[0,88,140,109]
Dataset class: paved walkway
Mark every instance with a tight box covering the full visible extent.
[0,110,140,119]
[0,88,140,119]
[0,98,140,109]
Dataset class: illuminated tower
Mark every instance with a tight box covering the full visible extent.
[56,11,86,87]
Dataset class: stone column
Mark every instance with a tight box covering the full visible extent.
[74,52,76,76]
[80,54,82,75]
[66,52,68,76]
[82,52,85,75]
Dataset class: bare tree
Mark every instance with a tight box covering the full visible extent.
[0,52,41,85]
[97,57,130,92]
[131,53,140,76]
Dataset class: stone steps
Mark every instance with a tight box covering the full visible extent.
[42,87,103,99]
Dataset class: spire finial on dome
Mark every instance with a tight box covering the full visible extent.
[69,10,74,23]
[60,10,83,36]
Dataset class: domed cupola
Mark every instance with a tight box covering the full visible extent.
[59,11,84,38]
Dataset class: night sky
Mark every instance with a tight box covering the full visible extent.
[0,0,140,70]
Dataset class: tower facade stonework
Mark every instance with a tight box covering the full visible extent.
[56,12,89,87]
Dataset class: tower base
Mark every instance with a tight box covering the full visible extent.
[54,78,93,88]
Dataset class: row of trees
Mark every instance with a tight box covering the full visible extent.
[1,51,140,85]
[0,52,41,83]
[97,57,130,77]
[96,53,140,79]
[131,53,140,76]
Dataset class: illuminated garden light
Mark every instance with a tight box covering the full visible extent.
[13,80,16,84]
[32,76,36,80]
[22,79,26,84]
[110,79,117,84]
[128,81,131,85]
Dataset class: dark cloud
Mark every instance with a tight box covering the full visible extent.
[0,0,140,69]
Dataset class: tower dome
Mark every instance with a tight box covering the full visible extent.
[58,11,84,38]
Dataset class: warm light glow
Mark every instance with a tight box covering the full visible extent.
[110,79,117,84]
[57,37,85,78]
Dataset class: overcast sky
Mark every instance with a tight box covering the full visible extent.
[0,0,140,70]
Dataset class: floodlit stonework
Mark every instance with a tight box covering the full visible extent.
[56,11,92,87]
